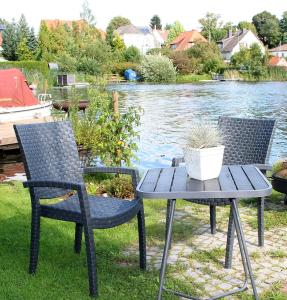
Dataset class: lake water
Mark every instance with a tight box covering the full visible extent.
[1,81,287,178]
[108,81,287,171]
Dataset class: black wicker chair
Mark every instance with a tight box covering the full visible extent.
[166,116,275,268]
[14,121,146,297]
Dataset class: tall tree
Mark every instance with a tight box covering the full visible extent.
[280,11,287,43]
[252,11,282,48]
[165,23,171,30]
[106,16,131,46]
[16,37,34,60]
[2,21,18,60]
[150,15,162,30]
[28,28,38,55]
[238,21,257,34]
[17,14,30,42]
[199,12,226,42]
[80,0,96,26]
[166,21,185,43]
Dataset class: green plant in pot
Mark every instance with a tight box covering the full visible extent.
[271,158,287,204]
[183,123,224,180]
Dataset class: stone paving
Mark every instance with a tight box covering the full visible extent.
[124,199,287,299]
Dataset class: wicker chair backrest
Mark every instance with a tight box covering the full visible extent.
[218,117,275,165]
[14,121,84,199]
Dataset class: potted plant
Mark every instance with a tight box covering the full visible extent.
[183,123,224,181]
[271,158,287,204]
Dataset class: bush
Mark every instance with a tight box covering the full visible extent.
[146,47,173,56]
[111,62,140,75]
[169,51,198,74]
[56,53,77,73]
[139,55,177,82]
[124,46,141,63]
[0,60,49,76]
[69,85,141,166]
[77,57,109,75]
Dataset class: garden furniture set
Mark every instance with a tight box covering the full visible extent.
[14,116,276,299]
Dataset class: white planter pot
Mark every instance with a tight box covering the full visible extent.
[183,145,225,181]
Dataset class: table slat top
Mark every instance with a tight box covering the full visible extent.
[137,165,272,199]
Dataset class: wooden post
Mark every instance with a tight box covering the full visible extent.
[113,91,119,115]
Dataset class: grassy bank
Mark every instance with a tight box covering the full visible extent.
[176,74,212,83]
[0,181,286,299]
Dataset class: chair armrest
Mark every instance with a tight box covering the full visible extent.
[23,180,85,191]
[172,157,185,167]
[23,180,91,217]
[83,167,140,196]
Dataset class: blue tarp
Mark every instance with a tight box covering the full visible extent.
[124,69,137,81]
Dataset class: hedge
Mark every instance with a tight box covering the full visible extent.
[0,61,50,76]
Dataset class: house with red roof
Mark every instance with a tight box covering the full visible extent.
[169,30,207,51]
[269,44,287,58]
[268,56,287,69]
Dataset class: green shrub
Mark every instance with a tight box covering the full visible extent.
[69,84,141,166]
[146,47,172,56]
[77,57,108,75]
[170,51,198,74]
[56,52,77,73]
[124,46,141,63]
[139,55,177,82]
[0,60,49,76]
[111,62,140,75]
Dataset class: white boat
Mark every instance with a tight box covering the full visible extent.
[0,101,52,123]
[0,68,52,123]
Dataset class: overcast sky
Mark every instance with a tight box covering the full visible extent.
[2,0,286,32]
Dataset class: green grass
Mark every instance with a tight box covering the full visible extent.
[0,182,286,299]
[0,182,196,299]
[176,74,212,83]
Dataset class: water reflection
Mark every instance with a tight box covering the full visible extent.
[109,81,287,171]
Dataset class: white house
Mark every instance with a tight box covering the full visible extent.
[116,24,161,54]
[269,44,287,58]
[218,29,265,61]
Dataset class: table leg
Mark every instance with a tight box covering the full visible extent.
[231,199,259,300]
[158,199,176,300]
[225,205,235,269]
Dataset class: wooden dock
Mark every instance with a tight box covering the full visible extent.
[0,117,53,151]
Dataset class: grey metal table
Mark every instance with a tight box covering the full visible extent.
[137,165,272,300]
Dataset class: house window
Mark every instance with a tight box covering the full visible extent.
[171,44,177,49]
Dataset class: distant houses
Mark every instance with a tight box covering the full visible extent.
[169,30,207,51]
[116,24,168,54]
[269,56,287,68]
[218,29,265,61]
[269,44,287,58]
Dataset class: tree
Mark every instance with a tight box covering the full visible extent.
[199,12,226,42]
[28,28,38,55]
[80,0,96,26]
[280,11,287,43]
[150,15,162,30]
[231,43,267,78]
[111,32,126,51]
[238,21,257,34]
[2,21,18,60]
[252,11,282,48]
[16,37,34,60]
[166,21,185,43]
[165,23,171,30]
[125,46,141,62]
[17,14,30,42]
[106,16,131,46]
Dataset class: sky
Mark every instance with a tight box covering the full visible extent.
[1,0,287,32]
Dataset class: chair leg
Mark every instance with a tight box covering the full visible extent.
[74,223,83,254]
[29,211,41,274]
[257,197,264,247]
[83,225,98,297]
[137,205,146,270]
[225,205,235,269]
[165,199,174,250]
[210,205,216,234]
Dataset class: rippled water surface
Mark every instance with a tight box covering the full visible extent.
[107,81,287,171]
